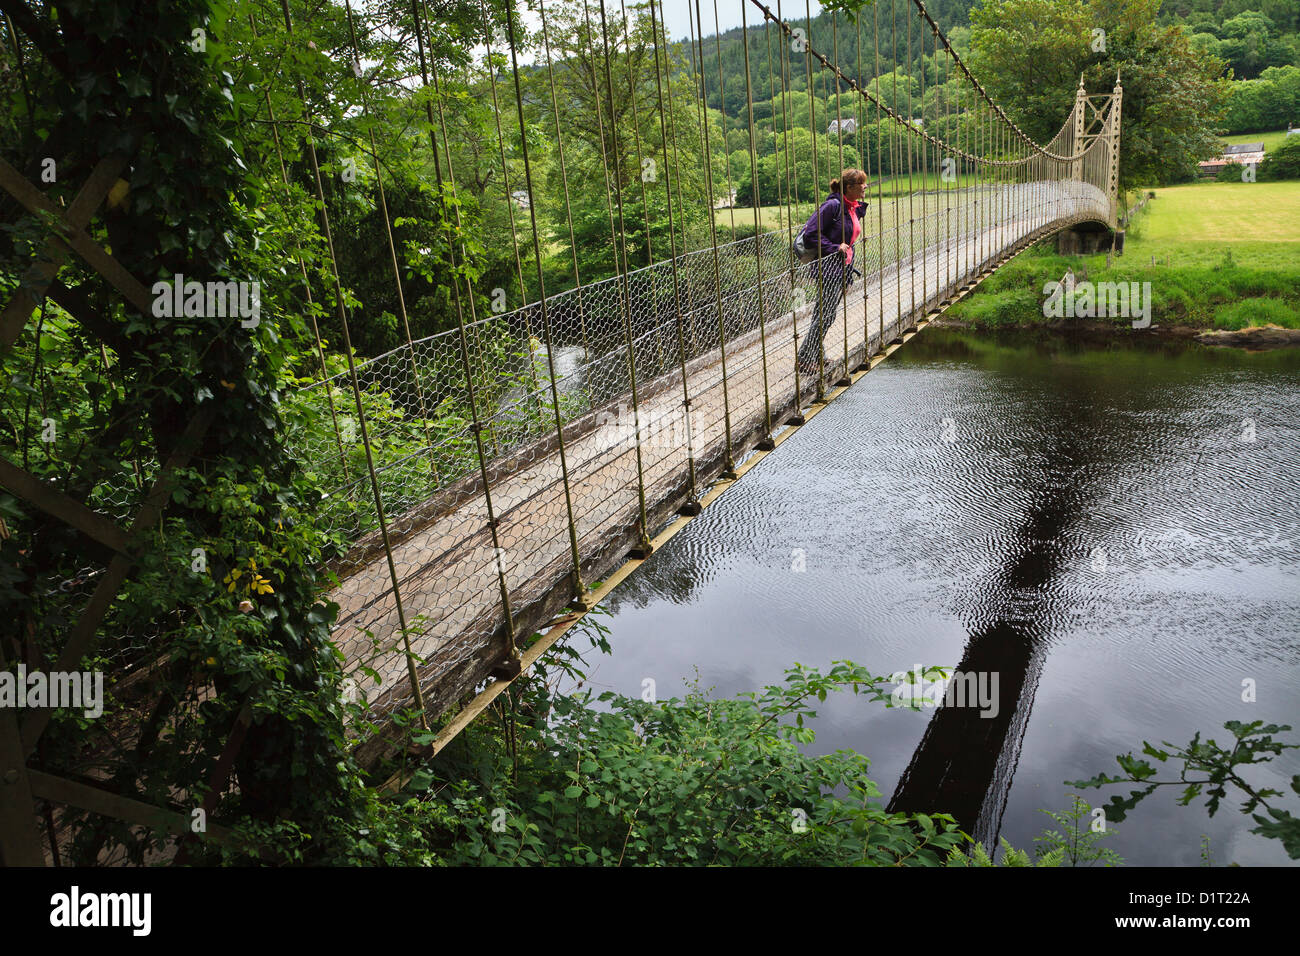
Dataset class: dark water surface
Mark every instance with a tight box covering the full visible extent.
[559,328,1300,866]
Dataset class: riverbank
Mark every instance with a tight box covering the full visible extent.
[943,180,1300,347]
[932,312,1300,350]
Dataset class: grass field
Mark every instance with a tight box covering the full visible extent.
[717,179,1300,263]
[1121,179,1300,269]
[1221,129,1295,153]
[945,177,1300,330]
[715,203,803,232]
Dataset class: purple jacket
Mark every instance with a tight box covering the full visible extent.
[803,192,866,258]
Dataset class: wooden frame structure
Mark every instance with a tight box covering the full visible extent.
[0,112,237,869]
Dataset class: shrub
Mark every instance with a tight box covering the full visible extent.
[414,661,979,865]
[1259,138,1300,180]
[1215,161,1248,182]
[1070,720,1300,861]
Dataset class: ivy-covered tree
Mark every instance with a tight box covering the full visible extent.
[0,0,392,864]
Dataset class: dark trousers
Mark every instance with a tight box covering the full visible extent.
[797,253,851,368]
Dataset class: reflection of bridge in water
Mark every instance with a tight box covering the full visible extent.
[887,409,1100,845]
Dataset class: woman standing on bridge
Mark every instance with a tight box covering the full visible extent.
[797,168,868,375]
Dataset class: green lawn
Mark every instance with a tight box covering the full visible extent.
[715,204,803,232]
[945,177,1300,330]
[1221,129,1295,154]
[1120,180,1300,269]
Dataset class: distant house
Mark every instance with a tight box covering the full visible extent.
[1199,141,1265,177]
[827,118,856,136]
[510,189,531,209]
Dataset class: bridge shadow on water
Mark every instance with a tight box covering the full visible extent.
[886,354,1105,850]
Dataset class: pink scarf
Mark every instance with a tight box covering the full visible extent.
[846,200,862,265]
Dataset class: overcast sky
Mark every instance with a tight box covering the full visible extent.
[655,0,827,40]
[473,0,829,65]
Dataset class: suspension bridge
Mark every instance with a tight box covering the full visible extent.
[288,2,1125,755]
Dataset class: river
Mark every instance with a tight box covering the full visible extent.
[558,327,1300,866]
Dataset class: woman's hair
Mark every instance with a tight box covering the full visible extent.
[829,167,868,194]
